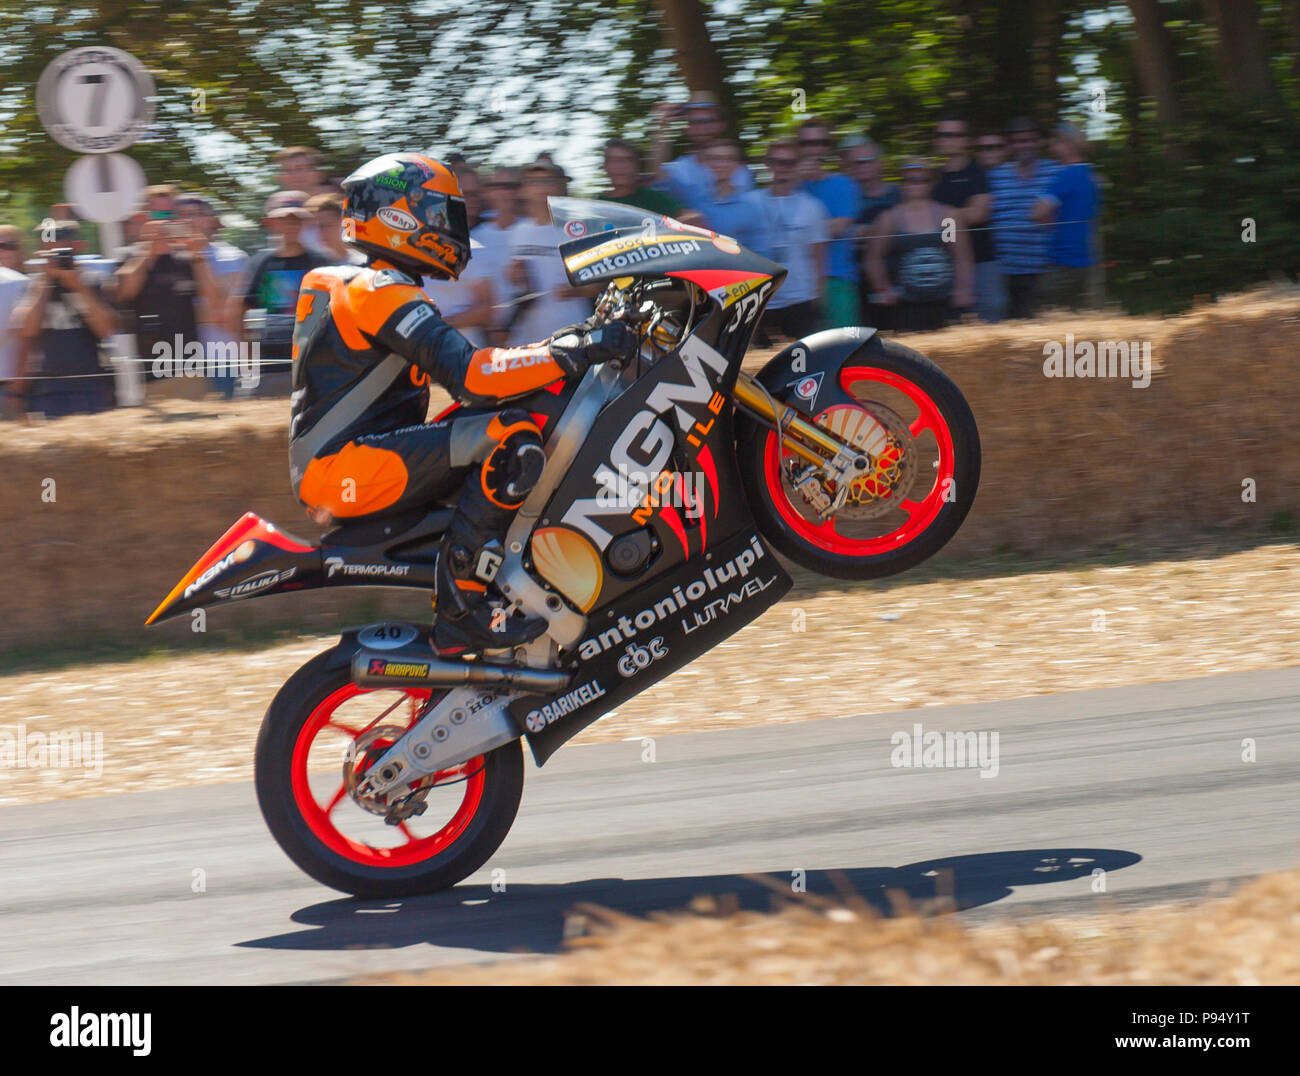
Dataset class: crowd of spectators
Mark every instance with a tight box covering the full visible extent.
[0,106,1099,420]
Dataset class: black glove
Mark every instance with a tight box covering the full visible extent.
[549,320,638,378]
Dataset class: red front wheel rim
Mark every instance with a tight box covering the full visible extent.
[763,365,957,557]
[290,683,486,868]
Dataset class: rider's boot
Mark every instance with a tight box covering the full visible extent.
[433,416,548,655]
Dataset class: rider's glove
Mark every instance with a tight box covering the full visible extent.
[549,320,639,378]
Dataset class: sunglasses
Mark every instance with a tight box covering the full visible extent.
[936,130,965,138]
[850,156,878,164]
[979,142,1005,150]
[769,156,798,166]
[0,241,18,250]
[902,174,932,183]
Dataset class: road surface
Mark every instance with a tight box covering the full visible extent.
[0,666,1296,984]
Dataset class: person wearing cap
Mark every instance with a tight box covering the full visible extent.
[116,184,224,390]
[1031,122,1101,310]
[13,218,119,417]
[650,93,755,213]
[231,190,328,394]
[866,157,973,333]
[987,117,1061,320]
[798,117,864,329]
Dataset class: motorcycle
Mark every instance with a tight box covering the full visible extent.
[146,197,981,896]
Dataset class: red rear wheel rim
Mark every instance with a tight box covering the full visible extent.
[763,365,956,557]
[290,684,486,868]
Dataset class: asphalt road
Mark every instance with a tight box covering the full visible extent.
[1,666,1296,984]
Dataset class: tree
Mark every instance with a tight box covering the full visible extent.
[1126,0,1183,125]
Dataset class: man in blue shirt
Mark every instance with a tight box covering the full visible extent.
[1032,122,1101,311]
[650,94,755,213]
[798,118,863,329]
[987,117,1060,320]
[698,140,769,255]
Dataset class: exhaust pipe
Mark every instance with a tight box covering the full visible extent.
[350,648,572,694]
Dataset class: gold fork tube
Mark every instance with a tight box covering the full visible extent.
[731,370,854,465]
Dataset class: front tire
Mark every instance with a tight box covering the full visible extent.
[254,648,524,897]
[738,336,980,580]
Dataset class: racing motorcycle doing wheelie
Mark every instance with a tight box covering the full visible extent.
[146,198,981,896]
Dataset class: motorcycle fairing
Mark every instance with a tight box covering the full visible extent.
[512,527,792,765]
[529,332,752,615]
[144,508,451,625]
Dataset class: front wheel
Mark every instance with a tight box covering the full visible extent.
[254,648,524,897]
[737,336,980,580]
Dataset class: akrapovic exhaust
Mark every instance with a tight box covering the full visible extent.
[350,649,572,694]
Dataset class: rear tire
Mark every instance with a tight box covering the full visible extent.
[254,649,524,897]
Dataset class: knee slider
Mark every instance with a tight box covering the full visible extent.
[482,411,544,508]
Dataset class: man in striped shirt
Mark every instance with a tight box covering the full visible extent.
[987,117,1060,320]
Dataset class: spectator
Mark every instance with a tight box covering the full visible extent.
[420,164,496,348]
[504,163,592,346]
[650,92,755,212]
[13,220,118,417]
[798,118,864,329]
[176,194,251,398]
[449,163,487,230]
[275,146,334,198]
[751,139,828,344]
[304,192,365,265]
[866,158,972,333]
[843,136,900,330]
[601,138,688,218]
[931,113,1003,323]
[988,117,1060,319]
[275,146,335,255]
[1033,122,1101,310]
[975,131,1008,172]
[472,167,524,344]
[233,191,328,394]
[115,184,222,385]
[0,224,24,275]
[698,140,768,253]
[0,226,27,417]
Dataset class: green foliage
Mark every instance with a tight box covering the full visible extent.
[0,0,1296,312]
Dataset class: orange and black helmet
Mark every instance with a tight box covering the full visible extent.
[341,153,471,279]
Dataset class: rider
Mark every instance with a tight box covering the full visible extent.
[288,152,633,654]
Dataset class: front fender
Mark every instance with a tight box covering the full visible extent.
[745,327,880,423]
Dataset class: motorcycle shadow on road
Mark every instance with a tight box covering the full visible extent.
[238,847,1141,958]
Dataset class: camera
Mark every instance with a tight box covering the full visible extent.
[43,247,77,271]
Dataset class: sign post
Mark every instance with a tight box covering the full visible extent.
[37,47,156,405]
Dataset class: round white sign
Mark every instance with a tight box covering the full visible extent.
[63,153,147,224]
[37,47,156,154]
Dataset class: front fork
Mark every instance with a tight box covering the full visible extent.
[731,370,874,512]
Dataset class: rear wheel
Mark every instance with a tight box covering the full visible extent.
[738,336,980,580]
[254,649,523,897]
